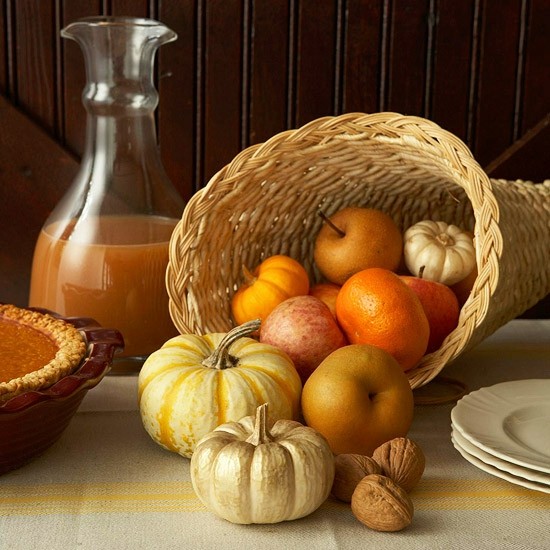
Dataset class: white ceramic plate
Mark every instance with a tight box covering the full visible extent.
[451,433,550,494]
[451,379,550,474]
[452,427,550,486]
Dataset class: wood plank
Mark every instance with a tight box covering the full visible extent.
[294,0,338,126]
[61,1,102,156]
[248,0,290,145]
[342,0,383,114]
[430,0,475,142]
[385,0,430,115]
[14,0,58,135]
[521,0,550,134]
[473,0,522,166]
[202,0,244,185]
[0,94,78,307]
[109,0,149,17]
[0,0,7,93]
[157,1,197,200]
[485,113,550,181]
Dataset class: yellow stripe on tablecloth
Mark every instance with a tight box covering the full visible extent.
[412,478,550,510]
[1,478,548,516]
[0,481,206,516]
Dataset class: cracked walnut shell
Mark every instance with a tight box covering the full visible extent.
[351,474,413,532]
[372,437,425,492]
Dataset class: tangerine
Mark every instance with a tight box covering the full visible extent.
[335,268,429,371]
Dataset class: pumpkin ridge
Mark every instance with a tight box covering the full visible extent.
[234,347,301,419]
[216,369,228,426]
[157,368,200,452]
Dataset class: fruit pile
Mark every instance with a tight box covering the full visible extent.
[138,205,476,527]
[234,206,475,377]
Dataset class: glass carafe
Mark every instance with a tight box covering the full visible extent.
[29,17,185,373]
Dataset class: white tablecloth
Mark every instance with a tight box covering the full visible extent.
[1,319,549,550]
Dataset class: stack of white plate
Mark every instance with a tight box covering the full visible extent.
[450,379,550,493]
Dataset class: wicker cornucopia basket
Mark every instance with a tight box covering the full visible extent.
[166,112,550,389]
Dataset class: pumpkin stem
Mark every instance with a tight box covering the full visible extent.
[436,232,454,247]
[242,264,256,286]
[418,265,426,279]
[318,209,345,238]
[202,319,261,370]
[245,403,274,446]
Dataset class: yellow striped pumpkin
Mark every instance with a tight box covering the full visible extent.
[138,320,302,458]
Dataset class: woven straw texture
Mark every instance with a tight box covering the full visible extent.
[166,112,550,389]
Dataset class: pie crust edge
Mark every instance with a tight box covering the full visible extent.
[0,304,88,404]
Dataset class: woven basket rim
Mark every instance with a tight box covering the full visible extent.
[167,111,505,389]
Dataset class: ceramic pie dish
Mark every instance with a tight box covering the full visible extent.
[0,304,124,474]
[0,304,88,402]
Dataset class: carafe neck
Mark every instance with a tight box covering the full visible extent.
[62,17,176,117]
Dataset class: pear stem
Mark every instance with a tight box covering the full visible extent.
[318,209,345,238]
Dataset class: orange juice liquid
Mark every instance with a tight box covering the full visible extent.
[29,215,179,361]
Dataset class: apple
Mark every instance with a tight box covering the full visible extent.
[301,344,414,456]
[400,275,460,353]
[309,282,340,317]
[451,264,477,306]
[259,295,347,383]
[313,207,403,285]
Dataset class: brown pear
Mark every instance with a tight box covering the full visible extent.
[313,207,403,285]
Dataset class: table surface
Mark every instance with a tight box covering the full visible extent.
[1,319,549,550]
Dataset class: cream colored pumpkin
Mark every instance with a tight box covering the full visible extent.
[190,403,335,524]
[403,220,476,286]
[138,320,302,458]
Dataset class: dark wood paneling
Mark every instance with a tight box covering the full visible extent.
[294,0,339,126]
[14,0,58,135]
[486,113,550,181]
[521,0,550,134]
[385,0,430,115]
[0,94,78,307]
[61,1,102,156]
[201,0,244,184]
[0,0,549,314]
[110,0,149,17]
[342,0,383,114]
[0,0,7,93]
[157,1,197,200]
[474,0,522,166]
[430,0,475,143]
[248,0,291,144]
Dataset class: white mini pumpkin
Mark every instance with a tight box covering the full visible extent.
[138,320,302,458]
[403,220,476,286]
[190,403,335,524]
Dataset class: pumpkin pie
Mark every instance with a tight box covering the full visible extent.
[0,304,87,404]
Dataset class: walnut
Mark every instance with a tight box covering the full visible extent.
[351,474,413,532]
[372,437,425,492]
[331,454,382,502]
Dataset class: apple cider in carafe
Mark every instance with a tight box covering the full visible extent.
[30,17,186,373]
[29,215,179,359]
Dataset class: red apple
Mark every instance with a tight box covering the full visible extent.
[400,275,460,353]
[309,282,340,317]
[260,295,347,383]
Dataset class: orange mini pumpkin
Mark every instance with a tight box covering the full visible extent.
[231,255,310,325]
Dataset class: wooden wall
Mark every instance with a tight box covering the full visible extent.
[0,0,549,314]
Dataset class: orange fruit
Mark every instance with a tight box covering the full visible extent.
[335,268,429,371]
